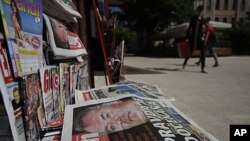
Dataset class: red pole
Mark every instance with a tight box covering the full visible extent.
[92,0,113,85]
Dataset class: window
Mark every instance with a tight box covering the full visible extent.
[241,0,245,10]
[215,17,219,21]
[207,0,212,10]
[224,0,228,10]
[232,0,237,10]
[223,17,227,22]
[216,0,220,10]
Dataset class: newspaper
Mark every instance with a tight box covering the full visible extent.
[117,79,174,101]
[0,0,43,77]
[43,14,87,59]
[62,96,218,141]
[75,84,173,103]
[43,0,82,23]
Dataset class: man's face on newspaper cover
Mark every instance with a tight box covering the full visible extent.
[81,99,148,133]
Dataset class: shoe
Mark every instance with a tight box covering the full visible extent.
[195,62,200,66]
[201,70,208,73]
[182,64,186,69]
[213,63,219,67]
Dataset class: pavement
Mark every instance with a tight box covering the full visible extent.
[95,56,250,141]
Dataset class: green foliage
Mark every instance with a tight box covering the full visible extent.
[115,25,136,52]
[124,0,194,33]
[226,22,250,54]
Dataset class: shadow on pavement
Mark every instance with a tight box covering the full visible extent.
[94,66,165,76]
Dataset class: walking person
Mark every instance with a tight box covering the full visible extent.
[183,5,207,73]
[195,18,219,67]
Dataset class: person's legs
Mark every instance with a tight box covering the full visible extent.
[195,58,200,66]
[212,48,219,67]
[200,44,207,73]
[208,43,219,67]
[183,45,194,69]
[213,52,219,67]
[183,58,189,69]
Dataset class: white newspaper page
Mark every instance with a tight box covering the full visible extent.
[62,96,218,141]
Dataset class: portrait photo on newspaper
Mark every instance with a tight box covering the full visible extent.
[62,96,218,141]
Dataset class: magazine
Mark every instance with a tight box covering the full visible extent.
[41,132,61,141]
[0,0,43,77]
[21,74,40,120]
[0,76,26,141]
[25,114,40,141]
[0,39,26,140]
[51,66,62,115]
[75,84,172,103]
[40,66,55,125]
[117,80,174,101]
[75,61,90,91]
[69,64,77,104]
[0,39,13,83]
[43,14,87,59]
[59,63,70,112]
[62,96,218,141]
[21,73,46,131]
[110,40,125,83]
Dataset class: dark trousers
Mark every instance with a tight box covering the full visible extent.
[183,43,206,70]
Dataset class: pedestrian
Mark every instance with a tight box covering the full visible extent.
[183,5,207,73]
[195,18,219,67]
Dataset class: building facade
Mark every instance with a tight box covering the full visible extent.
[194,0,250,23]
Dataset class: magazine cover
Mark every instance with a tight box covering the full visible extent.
[39,66,54,125]
[59,63,70,112]
[50,66,63,128]
[69,64,77,104]
[0,0,43,77]
[51,66,61,114]
[25,114,40,141]
[110,40,125,83]
[0,39,13,84]
[62,96,218,141]
[21,73,47,130]
[22,74,40,120]
[1,80,26,141]
[0,43,26,140]
[43,14,87,59]
[75,61,90,91]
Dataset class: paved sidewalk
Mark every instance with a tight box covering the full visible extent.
[95,56,250,141]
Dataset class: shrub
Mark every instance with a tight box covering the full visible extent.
[226,23,250,55]
[115,25,136,53]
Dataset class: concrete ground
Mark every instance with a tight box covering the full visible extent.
[95,56,250,141]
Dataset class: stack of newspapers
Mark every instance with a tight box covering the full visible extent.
[57,80,218,141]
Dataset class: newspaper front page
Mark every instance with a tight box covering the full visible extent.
[62,96,218,141]
[75,84,173,103]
